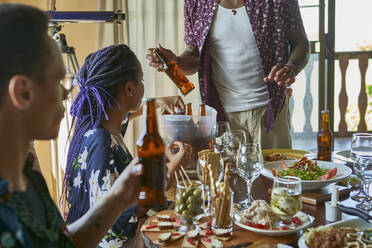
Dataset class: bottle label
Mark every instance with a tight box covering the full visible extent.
[140,156,166,191]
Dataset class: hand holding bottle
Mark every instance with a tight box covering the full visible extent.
[146,44,177,71]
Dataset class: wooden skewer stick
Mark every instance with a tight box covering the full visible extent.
[179,170,189,190]
[180,166,192,186]
[175,171,179,185]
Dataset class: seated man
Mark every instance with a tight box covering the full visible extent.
[0,3,144,247]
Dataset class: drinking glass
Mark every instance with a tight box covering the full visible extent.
[175,181,203,232]
[236,143,263,208]
[355,155,372,211]
[350,133,372,202]
[270,176,302,225]
[228,130,247,165]
[211,122,231,154]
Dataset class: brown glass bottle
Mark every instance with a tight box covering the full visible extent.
[137,98,166,210]
[199,103,207,116]
[186,103,193,115]
[153,48,195,96]
[317,110,333,161]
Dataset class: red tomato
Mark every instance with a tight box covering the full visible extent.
[292,216,302,226]
[202,237,212,243]
[187,238,196,246]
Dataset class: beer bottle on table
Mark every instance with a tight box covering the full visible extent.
[199,103,207,116]
[317,110,333,161]
[153,48,195,96]
[137,98,167,210]
[186,103,193,115]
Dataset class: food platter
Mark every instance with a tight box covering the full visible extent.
[262,149,310,162]
[261,160,352,190]
[233,211,314,236]
[298,217,372,248]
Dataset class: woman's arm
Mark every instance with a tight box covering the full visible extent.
[66,160,143,248]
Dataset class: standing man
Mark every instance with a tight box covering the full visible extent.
[147,0,309,149]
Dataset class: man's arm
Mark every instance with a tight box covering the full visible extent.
[66,160,143,248]
[264,26,309,86]
[287,26,310,74]
[177,45,199,75]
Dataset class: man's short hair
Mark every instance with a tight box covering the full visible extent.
[0,4,50,98]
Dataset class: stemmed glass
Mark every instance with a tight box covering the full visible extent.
[228,130,247,167]
[236,143,263,208]
[270,176,302,226]
[355,155,372,211]
[350,133,372,202]
[211,122,231,154]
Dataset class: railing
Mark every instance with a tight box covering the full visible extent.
[336,51,372,136]
[290,51,372,140]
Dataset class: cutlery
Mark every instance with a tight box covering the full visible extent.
[337,204,372,223]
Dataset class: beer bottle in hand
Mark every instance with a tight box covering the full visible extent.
[137,98,166,210]
[317,110,333,161]
[153,48,195,96]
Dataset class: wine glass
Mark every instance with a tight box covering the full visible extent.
[355,155,372,211]
[229,130,247,165]
[350,133,372,202]
[270,176,302,226]
[236,143,263,208]
[211,122,231,154]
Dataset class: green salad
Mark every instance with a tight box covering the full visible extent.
[272,157,337,181]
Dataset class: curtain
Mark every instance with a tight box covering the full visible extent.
[97,0,200,155]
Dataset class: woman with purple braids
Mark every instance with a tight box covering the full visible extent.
[62,44,188,247]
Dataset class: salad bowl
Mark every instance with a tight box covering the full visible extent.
[261,160,352,190]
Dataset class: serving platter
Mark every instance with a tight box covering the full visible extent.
[233,211,314,237]
[298,217,372,248]
[261,160,352,190]
[262,149,310,162]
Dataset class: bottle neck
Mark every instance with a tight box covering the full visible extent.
[154,49,169,68]
[321,113,330,130]
[143,99,158,134]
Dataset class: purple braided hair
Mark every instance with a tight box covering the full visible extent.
[61,44,139,215]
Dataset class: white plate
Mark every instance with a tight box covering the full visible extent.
[233,211,314,236]
[261,160,352,190]
[298,217,372,248]
[335,150,354,163]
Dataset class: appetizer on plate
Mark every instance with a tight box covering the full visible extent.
[154,232,185,246]
[271,157,337,181]
[304,226,372,248]
[200,237,224,248]
[182,230,199,248]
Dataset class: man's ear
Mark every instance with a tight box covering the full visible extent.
[8,75,34,110]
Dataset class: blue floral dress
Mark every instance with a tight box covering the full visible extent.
[66,124,137,247]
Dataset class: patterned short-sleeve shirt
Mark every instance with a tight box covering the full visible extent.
[184,0,305,130]
[66,125,137,247]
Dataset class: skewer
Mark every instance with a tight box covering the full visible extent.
[175,171,179,185]
[179,170,189,190]
[180,165,192,186]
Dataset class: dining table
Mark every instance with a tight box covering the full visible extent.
[138,153,364,248]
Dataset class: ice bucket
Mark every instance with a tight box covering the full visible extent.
[160,106,217,170]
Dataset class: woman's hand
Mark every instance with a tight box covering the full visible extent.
[155,96,185,114]
[264,63,297,87]
[110,158,144,209]
[165,141,192,187]
[146,44,177,72]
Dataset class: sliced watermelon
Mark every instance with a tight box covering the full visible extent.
[318,167,337,180]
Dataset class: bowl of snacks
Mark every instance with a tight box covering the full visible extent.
[175,180,203,230]
[261,157,352,190]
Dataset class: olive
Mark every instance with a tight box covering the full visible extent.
[175,206,182,214]
[182,209,192,220]
[193,188,202,198]
[178,203,187,212]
